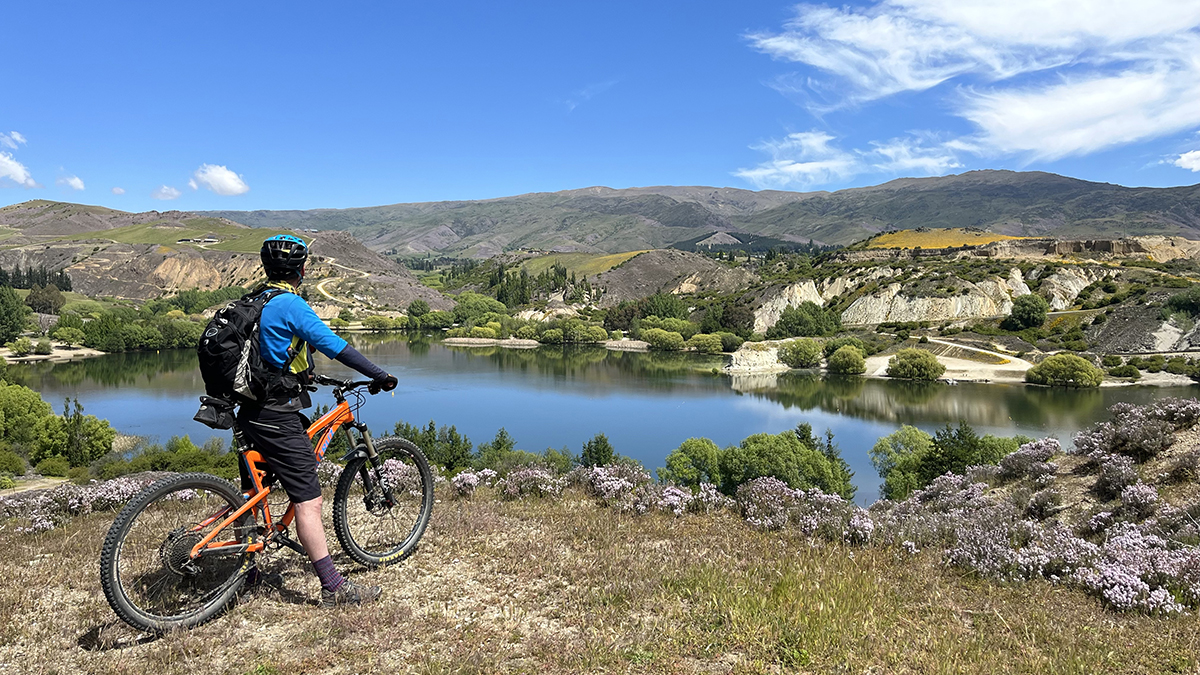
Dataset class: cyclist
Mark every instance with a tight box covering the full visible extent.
[239,234,397,607]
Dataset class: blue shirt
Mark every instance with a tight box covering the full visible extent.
[258,291,348,368]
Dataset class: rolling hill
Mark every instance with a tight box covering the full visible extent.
[201,171,1200,257]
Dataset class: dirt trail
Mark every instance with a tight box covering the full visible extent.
[314,257,370,304]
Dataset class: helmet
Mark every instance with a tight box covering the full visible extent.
[260,234,309,280]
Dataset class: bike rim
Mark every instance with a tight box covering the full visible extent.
[115,484,249,621]
[343,453,428,558]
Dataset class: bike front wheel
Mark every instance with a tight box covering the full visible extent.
[332,436,434,566]
[99,473,254,633]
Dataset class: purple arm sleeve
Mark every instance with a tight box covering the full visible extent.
[334,345,388,380]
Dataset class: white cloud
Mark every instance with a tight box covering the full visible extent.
[735,131,858,189]
[563,80,618,111]
[152,185,181,200]
[0,152,39,188]
[188,178,198,190]
[111,187,125,195]
[191,164,248,196]
[57,175,85,191]
[1176,150,1200,172]
[748,0,1200,160]
[0,132,27,151]
[735,130,960,189]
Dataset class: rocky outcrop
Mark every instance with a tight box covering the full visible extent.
[594,249,758,306]
[752,281,825,334]
[1039,267,1108,311]
[840,269,1030,325]
[724,344,788,374]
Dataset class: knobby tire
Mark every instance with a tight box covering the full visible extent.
[99,473,253,633]
[332,436,434,566]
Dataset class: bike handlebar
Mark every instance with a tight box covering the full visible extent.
[311,374,375,392]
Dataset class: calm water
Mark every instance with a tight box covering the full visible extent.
[9,335,1198,504]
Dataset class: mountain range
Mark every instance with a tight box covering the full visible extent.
[199,170,1200,257]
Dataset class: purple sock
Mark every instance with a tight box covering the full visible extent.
[312,555,344,592]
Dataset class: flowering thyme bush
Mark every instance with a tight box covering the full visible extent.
[379,459,425,497]
[498,466,565,500]
[316,460,344,488]
[574,464,653,512]
[999,438,1061,480]
[1120,482,1159,520]
[452,471,481,498]
[0,474,161,534]
[1074,399,1197,462]
[1095,455,1138,499]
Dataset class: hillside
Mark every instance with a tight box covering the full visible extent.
[202,171,1200,257]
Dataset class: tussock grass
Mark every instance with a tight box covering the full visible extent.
[520,251,649,278]
[2,487,1198,674]
[869,228,1026,250]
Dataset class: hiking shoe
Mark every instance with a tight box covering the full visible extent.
[321,579,381,607]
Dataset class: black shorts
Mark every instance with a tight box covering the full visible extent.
[236,406,322,503]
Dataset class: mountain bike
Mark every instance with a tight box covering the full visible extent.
[99,375,434,633]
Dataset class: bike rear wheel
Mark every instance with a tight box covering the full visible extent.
[99,473,254,633]
[332,437,434,566]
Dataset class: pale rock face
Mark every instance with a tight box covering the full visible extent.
[515,307,579,322]
[840,269,1030,325]
[725,345,790,374]
[1039,267,1106,311]
[752,281,825,334]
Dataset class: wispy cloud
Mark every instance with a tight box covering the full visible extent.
[151,185,181,200]
[0,152,39,188]
[735,130,960,189]
[1176,150,1200,172]
[191,164,249,195]
[0,131,27,151]
[745,0,1200,168]
[563,80,618,112]
[57,174,85,191]
[111,187,125,195]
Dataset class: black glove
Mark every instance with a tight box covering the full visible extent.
[369,374,398,395]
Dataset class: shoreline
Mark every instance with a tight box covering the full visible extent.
[1,345,107,364]
[442,336,651,352]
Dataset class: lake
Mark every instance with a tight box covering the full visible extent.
[9,334,1198,504]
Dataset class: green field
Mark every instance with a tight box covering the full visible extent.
[58,218,304,253]
[519,250,649,277]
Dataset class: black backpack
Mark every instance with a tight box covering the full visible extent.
[196,288,291,405]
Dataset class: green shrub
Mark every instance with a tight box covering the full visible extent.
[68,466,91,484]
[338,308,355,322]
[34,338,52,355]
[407,299,430,318]
[643,328,685,351]
[6,336,32,356]
[581,433,615,467]
[886,348,946,381]
[687,333,724,354]
[1108,364,1141,379]
[36,456,70,477]
[641,316,697,340]
[586,326,609,343]
[1101,354,1123,368]
[1025,354,1104,387]
[329,317,350,329]
[716,332,744,352]
[822,337,868,358]
[52,326,85,347]
[659,437,722,487]
[718,426,854,499]
[538,328,564,344]
[0,450,25,476]
[778,338,822,368]
[766,301,840,338]
[362,315,395,331]
[1005,294,1050,330]
[515,325,539,340]
[826,345,866,374]
[0,475,14,490]
[468,326,497,339]
[609,330,622,341]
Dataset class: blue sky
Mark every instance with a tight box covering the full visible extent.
[3,1,1200,212]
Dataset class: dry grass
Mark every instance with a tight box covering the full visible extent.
[519,251,649,278]
[869,229,1026,250]
[2,488,1199,674]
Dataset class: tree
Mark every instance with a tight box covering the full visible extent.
[1025,353,1104,387]
[886,348,946,381]
[407,299,430,318]
[778,338,822,368]
[639,293,688,321]
[25,284,65,314]
[686,333,723,354]
[659,437,723,488]
[718,429,855,499]
[869,425,934,500]
[452,292,507,323]
[0,286,27,343]
[826,345,866,374]
[642,328,685,351]
[1006,294,1049,330]
[581,433,615,467]
[362,315,393,331]
[767,301,840,338]
[338,308,355,322]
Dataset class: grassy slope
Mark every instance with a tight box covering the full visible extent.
[519,250,650,277]
[868,228,1026,249]
[3,487,1197,674]
[57,219,303,253]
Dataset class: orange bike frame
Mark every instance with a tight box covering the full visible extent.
[189,400,358,560]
